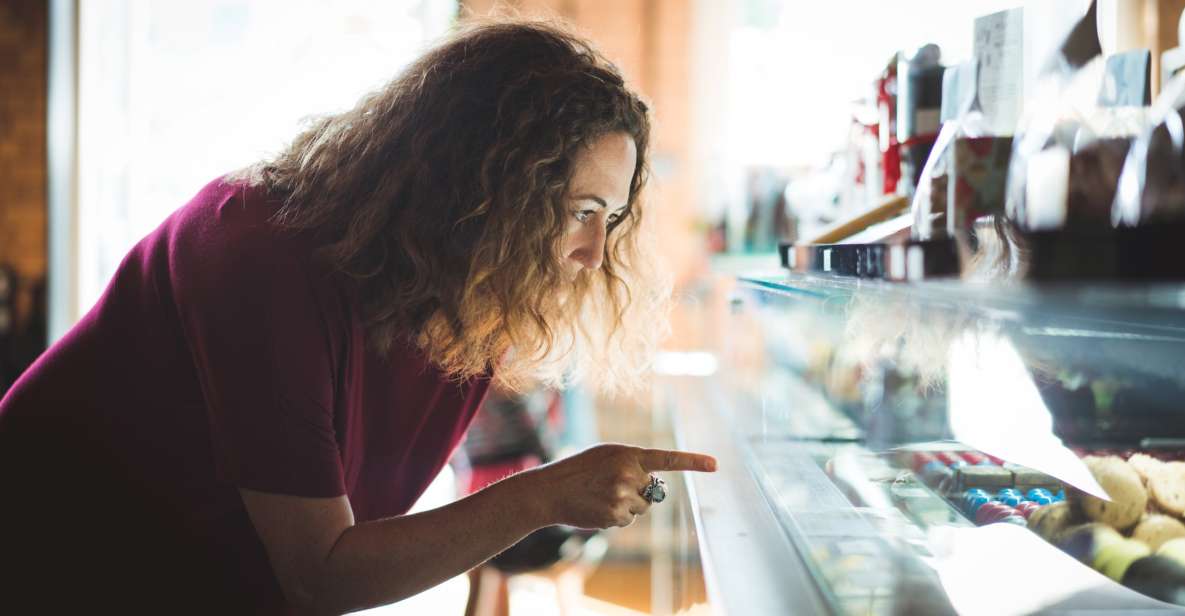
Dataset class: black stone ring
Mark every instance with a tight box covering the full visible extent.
[640,475,667,504]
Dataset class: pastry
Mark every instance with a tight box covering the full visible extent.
[1058,522,1123,564]
[1122,555,1185,606]
[1133,515,1185,551]
[1093,538,1152,582]
[1128,453,1164,486]
[1078,456,1147,530]
[1029,501,1077,541]
[1147,461,1185,516]
[1157,537,1185,567]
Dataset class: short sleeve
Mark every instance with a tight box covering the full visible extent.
[170,186,346,497]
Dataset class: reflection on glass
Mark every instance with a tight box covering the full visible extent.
[717,274,1185,613]
[947,329,1107,499]
[928,523,1168,615]
[653,351,719,377]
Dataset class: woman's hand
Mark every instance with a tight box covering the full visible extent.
[516,443,717,529]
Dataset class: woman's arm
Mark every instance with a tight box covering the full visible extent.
[239,443,715,614]
[241,468,541,613]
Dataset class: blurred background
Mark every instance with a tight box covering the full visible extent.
[4,0,1185,614]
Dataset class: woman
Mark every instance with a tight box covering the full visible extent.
[0,19,715,614]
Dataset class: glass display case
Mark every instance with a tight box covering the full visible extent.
[659,270,1185,615]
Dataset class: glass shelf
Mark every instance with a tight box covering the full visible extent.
[665,268,1185,613]
[739,271,1185,337]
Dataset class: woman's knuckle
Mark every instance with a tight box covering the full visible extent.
[599,443,623,457]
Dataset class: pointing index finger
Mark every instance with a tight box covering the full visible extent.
[637,448,717,472]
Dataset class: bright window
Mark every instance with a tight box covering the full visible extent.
[76,0,457,317]
[724,1,1025,168]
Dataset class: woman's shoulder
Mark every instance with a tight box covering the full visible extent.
[171,174,285,240]
[163,175,344,309]
[168,175,299,259]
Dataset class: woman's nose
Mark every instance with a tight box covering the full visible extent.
[571,222,606,271]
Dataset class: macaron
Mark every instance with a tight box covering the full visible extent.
[911,452,938,472]
[977,503,1019,525]
[960,452,987,465]
[998,493,1022,507]
[935,452,967,468]
[1016,502,1042,518]
[920,459,945,473]
[1026,488,1053,501]
[963,488,990,502]
[975,502,1010,525]
[965,494,991,516]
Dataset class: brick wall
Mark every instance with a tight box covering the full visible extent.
[0,0,48,389]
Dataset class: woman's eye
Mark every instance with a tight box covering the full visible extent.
[574,210,595,223]
[607,213,621,226]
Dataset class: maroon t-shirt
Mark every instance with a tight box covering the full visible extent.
[0,177,490,612]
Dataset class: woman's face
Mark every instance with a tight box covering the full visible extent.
[559,131,637,280]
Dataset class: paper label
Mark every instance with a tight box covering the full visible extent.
[974,8,1024,135]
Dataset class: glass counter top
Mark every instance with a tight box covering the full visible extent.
[738,271,1185,336]
[679,268,1185,613]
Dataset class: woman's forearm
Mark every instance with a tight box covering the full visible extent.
[282,443,715,613]
[315,471,547,613]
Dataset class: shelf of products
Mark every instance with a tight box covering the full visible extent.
[662,271,1185,614]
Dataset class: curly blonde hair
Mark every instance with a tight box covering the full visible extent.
[239,19,670,394]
